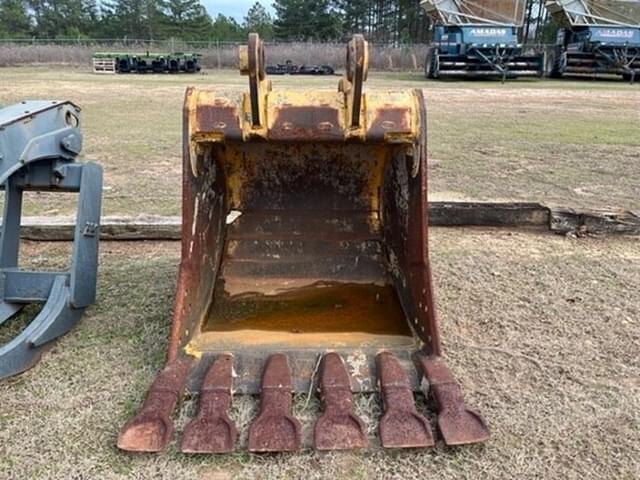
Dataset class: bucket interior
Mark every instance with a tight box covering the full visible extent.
[184,140,420,354]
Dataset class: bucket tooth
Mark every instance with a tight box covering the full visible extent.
[416,354,490,446]
[181,354,237,453]
[314,352,367,450]
[248,353,301,452]
[376,351,434,448]
[117,359,191,452]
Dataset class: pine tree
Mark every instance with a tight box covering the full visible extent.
[273,0,341,41]
[243,1,273,39]
[210,13,243,41]
[0,0,31,37]
[335,0,430,44]
[164,0,211,40]
[99,0,167,39]
[336,0,367,36]
[27,0,97,38]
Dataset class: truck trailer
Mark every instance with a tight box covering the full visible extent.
[421,0,545,80]
[545,0,640,81]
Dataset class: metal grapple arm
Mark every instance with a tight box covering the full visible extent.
[0,101,103,378]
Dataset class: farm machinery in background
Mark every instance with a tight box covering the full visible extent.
[420,0,545,80]
[92,52,201,74]
[266,59,336,75]
[545,0,640,81]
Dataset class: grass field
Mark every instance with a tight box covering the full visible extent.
[1,67,639,216]
[1,231,639,479]
[0,229,640,480]
[0,66,639,479]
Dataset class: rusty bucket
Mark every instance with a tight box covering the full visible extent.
[118,34,489,454]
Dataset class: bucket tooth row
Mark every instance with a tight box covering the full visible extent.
[118,351,488,453]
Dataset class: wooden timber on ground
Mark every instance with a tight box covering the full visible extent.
[8,203,639,241]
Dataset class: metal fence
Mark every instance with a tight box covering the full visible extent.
[0,38,431,70]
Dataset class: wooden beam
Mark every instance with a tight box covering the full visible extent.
[550,207,640,236]
[17,215,182,241]
[6,203,639,241]
[429,202,549,227]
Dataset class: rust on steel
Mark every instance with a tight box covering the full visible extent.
[376,351,434,448]
[340,34,368,128]
[115,33,489,455]
[314,352,367,450]
[181,354,238,453]
[117,359,191,452]
[248,353,302,452]
[416,354,490,445]
[116,33,491,456]
[239,32,270,128]
[175,33,440,363]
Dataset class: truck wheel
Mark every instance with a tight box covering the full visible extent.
[425,48,437,79]
[546,50,562,78]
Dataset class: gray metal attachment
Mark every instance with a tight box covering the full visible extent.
[0,101,103,379]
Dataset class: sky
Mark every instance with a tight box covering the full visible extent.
[203,0,275,22]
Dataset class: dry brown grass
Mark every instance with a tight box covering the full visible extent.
[1,230,638,479]
[1,55,638,480]
[0,42,427,70]
[1,67,638,219]
[0,44,93,67]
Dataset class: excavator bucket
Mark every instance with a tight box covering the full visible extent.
[119,34,489,453]
[0,101,103,379]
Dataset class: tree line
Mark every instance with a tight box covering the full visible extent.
[2,0,616,44]
[0,0,433,43]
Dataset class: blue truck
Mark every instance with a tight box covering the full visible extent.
[421,0,544,80]
[545,0,640,81]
